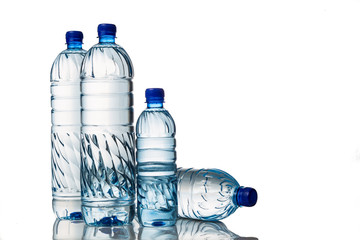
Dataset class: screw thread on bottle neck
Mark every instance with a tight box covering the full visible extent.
[147,102,163,108]
[67,42,82,49]
[99,35,115,43]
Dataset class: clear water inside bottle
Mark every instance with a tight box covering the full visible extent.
[80,37,135,226]
[51,45,86,220]
[136,102,177,227]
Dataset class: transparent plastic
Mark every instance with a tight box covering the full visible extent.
[51,43,86,219]
[80,34,135,226]
[177,168,255,221]
[136,101,177,227]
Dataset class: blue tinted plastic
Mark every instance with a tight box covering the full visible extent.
[145,88,165,103]
[98,23,116,36]
[66,31,83,49]
[236,187,258,207]
[98,24,116,43]
[66,31,83,44]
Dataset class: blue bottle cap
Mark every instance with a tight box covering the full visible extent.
[65,31,83,44]
[145,88,165,103]
[98,23,117,37]
[236,187,257,207]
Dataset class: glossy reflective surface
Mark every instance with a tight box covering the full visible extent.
[52,218,257,240]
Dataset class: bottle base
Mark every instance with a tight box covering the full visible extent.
[82,201,135,226]
[138,208,177,227]
[52,197,82,220]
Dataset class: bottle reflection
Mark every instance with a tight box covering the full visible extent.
[176,218,257,240]
[53,218,85,240]
[138,225,178,240]
[82,224,136,240]
[53,216,257,240]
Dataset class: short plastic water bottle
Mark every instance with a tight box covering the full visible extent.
[80,23,135,226]
[51,31,86,220]
[136,88,177,227]
[177,168,257,221]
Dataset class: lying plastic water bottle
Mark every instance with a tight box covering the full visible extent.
[136,88,177,227]
[177,168,257,221]
[50,31,86,220]
[80,23,135,226]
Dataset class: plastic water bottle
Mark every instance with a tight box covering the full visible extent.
[80,23,135,226]
[177,168,257,221]
[51,31,86,220]
[136,88,177,227]
[176,218,243,240]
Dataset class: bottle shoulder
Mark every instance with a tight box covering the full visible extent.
[61,48,87,55]
[177,168,239,220]
[136,108,176,137]
[81,43,133,80]
[177,168,239,187]
[50,49,86,82]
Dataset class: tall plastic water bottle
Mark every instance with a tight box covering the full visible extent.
[136,88,177,227]
[51,31,86,220]
[177,168,257,221]
[80,23,135,226]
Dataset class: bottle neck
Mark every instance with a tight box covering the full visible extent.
[147,102,163,108]
[234,187,242,206]
[99,35,115,43]
[67,42,82,49]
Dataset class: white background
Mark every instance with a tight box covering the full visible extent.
[0,0,360,239]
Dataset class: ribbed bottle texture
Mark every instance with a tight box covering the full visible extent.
[80,24,135,226]
[177,168,257,221]
[51,32,86,219]
[136,89,177,227]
